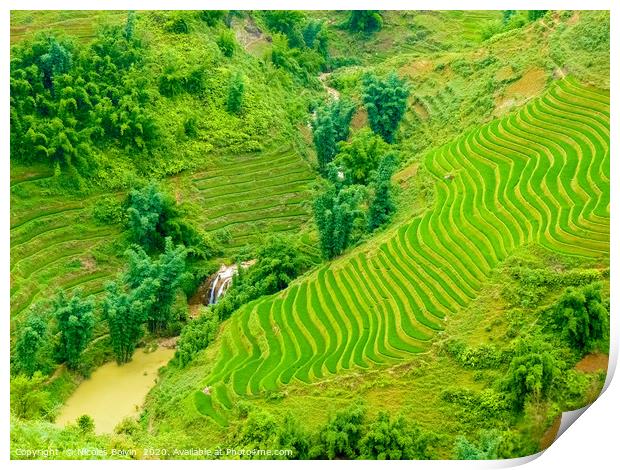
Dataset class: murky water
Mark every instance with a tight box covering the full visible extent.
[55,347,175,434]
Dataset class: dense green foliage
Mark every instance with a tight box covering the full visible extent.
[362,72,409,143]
[123,239,188,334]
[367,151,398,231]
[334,128,388,184]
[102,280,150,364]
[104,239,188,362]
[547,283,609,353]
[10,373,50,420]
[13,316,48,377]
[311,99,355,173]
[345,11,383,34]
[503,338,561,411]
[103,238,187,364]
[10,22,156,181]
[313,182,365,259]
[454,431,501,460]
[126,183,217,259]
[226,72,245,114]
[53,290,95,370]
[528,10,548,21]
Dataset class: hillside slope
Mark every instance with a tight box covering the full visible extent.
[183,77,609,422]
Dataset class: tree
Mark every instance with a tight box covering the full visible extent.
[217,30,237,57]
[312,99,355,173]
[126,182,218,258]
[313,183,366,259]
[227,72,244,115]
[528,10,548,21]
[312,107,336,173]
[315,404,366,459]
[503,337,562,411]
[77,414,95,433]
[123,238,188,334]
[124,11,136,40]
[346,11,383,33]
[263,10,306,48]
[368,152,399,231]
[454,430,501,460]
[126,182,175,251]
[13,315,47,377]
[360,412,435,459]
[362,72,409,143]
[549,283,609,352]
[334,128,388,185]
[53,290,95,370]
[103,279,153,364]
[199,10,227,26]
[39,38,73,91]
[10,372,50,419]
[502,10,516,24]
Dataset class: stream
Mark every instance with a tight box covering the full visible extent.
[55,347,175,434]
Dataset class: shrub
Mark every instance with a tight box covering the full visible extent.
[217,30,236,57]
[547,283,609,352]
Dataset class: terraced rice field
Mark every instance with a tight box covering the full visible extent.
[10,10,127,44]
[181,146,317,250]
[196,77,610,420]
[10,146,317,329]
[10,175,123,327]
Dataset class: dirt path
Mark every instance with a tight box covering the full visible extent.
[319,72,340,100]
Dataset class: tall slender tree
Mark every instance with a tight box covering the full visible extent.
[123,238,188,334]
[103,280,153,364]
[368,152,398,231]
[313,183,365,259]
[362,72,409,143]
[13,315,47,376]
[312,99,355,174]
[53,289,95,370]
[227,72,245,114]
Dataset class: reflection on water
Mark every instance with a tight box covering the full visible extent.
[55,347,175,434]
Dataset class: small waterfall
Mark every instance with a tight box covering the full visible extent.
[209,272,222,305]
[198,260,258,307]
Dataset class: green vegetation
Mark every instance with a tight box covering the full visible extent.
[53,290,95,370]
[311,99,355,173]
[547,283,609,353]
[10,9,609,461]
[104,239,187,363]
[362,72,409,143]
[345,11,383,34]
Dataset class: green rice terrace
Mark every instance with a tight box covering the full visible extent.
[10,10,610,461]
[194,77,610,420]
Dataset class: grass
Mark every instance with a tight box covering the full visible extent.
[10,10,127,44]
[9,144,319,343]
[171,145,318,251]
[9,173,124,324]
[185,77,609,424]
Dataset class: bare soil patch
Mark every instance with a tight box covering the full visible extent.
[539,415,561,450]
[575,353,609,373]
[505,68,548,98]
[350,108,368,131]
[494,68,548,116]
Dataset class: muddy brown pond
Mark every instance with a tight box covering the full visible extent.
[55,347,175,434]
